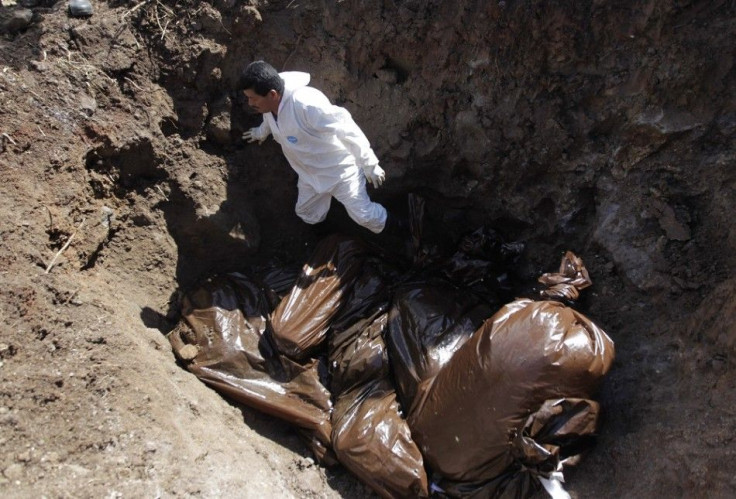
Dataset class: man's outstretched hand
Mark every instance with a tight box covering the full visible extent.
[363,164,386,187]
[243,128,266,144]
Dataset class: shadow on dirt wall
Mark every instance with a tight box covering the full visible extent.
[82,131,260,332]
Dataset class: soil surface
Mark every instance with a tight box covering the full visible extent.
[1,1,735,498]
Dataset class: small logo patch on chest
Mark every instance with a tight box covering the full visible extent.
[287,136,298,144]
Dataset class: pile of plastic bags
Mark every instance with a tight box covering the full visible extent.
[168,212,614,498]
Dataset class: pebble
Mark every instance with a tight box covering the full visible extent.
[29,60,49,72]
[3,463,24,480]
[2,9,33,34]
[80,95,97,116]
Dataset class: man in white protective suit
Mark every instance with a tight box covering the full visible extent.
[240,60,401,235]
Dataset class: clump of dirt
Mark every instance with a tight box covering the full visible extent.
[1,0,735,497]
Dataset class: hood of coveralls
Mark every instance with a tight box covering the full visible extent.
[279,71,311,101]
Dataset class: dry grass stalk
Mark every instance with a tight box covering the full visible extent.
[45,217,86,274]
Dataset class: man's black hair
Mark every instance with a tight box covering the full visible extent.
[239,61,285,96]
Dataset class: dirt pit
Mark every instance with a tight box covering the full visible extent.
[1,1,736,497]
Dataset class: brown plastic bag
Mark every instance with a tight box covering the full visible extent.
[385,226,522,413]
[433,398,601,498]
[408,252,615,484]
[271,235,368,359]
[330,310,429,498]
[327,263,392,395]
[168,272,334,463]
[332,377,429,498]
[386,280,494,413]
[326,258,429,498]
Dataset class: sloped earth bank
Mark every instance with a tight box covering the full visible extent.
[1,0,735,497]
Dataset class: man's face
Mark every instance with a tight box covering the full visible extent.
[243,89,280,114]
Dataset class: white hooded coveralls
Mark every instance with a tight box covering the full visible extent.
[250,72,388,233]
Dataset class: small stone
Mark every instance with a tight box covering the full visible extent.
[3,463,23,480]
[178,344,198,361]
[29,60,49,72]
[2,9,33,34]
[80,95,97,116]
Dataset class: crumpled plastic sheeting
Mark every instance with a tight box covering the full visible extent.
[327,258,394,394]
[386,281,495,413]
[326,251,429,497]
[384,225,524,413]
[433,398,600,498]
[538,251,592,302]
[407,260,615,485]
[329,309,428,497]
[439,225,525,290]
[170,236,429,497]
[332,377,429,498]
[513,398,600,469]
[167,271,335,463]
[168,224,614,498]
[271,236,369,359]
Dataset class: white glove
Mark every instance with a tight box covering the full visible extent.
[243,127,266,144]
[362,163,385,188]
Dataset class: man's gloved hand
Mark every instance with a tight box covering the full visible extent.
[362,163,386,188]
[243,128,266,144]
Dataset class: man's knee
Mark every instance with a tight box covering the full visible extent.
[295,208,328,225]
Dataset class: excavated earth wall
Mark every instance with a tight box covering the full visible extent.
[0,0,735,497]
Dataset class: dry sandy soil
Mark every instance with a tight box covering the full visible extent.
[1,0,735,498]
